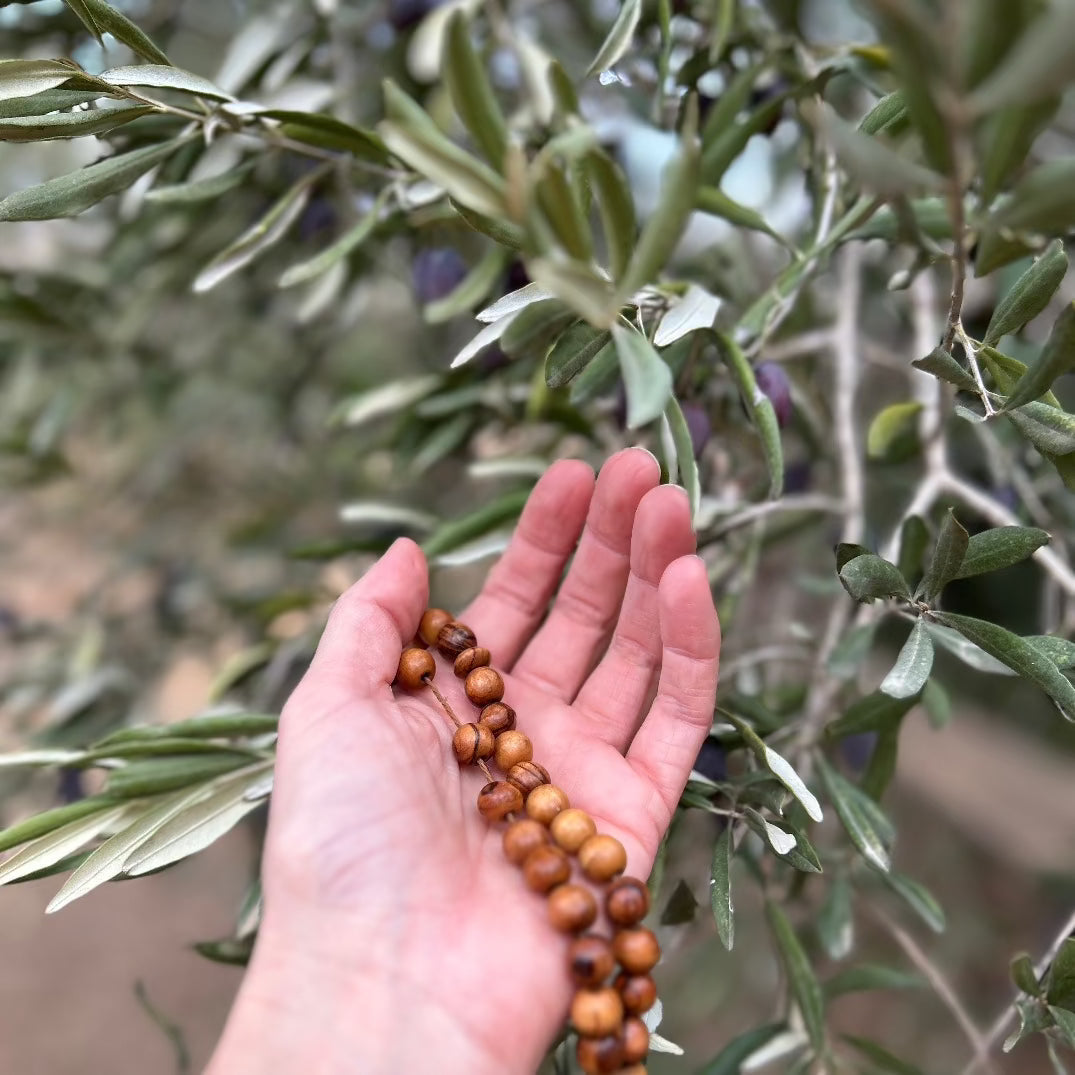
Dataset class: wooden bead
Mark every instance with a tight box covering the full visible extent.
[502,818,549,866]
[578,834,627,882]
[568,934,615,987]
[479,702,515,734]
[452,722,494,764]
[526,784,569,824]
[507,761,550,798]
[464,666,504,707]
[548,883,598,933]
[570,986,624,1037]
[621,1017,649,1064]
[436,621,476,659]
[550,808,597,853]
[606,876,650,927]
[522,845,571,893]
[494,730,532,770]
[576,1034,624,1074]
[454,647,491,677]
[615,972,657,1015]
[419,608,453,647]
[613,928,660,975]
[477,781,522,822]
[395,647,434,690]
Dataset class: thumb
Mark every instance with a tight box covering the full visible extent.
[308,538,429,697]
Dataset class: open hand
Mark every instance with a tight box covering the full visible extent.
[209,448,720,1075]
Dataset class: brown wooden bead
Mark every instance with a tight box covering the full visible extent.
[502,818,550,866]
[507,761,551,798]
[612,928,660,975]
[494,730,532,770]
[550,808,597,853]
[578,833,627,882]
[436,621,477,658]
[479,702,515,734]
[615,972,657,1015]
[522,844,571,893]
[453,647,491,677]
[570,986,624,1037]
[526,784,569,824]
[477,780,522,822]
[418,608,453,647]
[452,722,494,764]
[568,934,615,987]
[395,647,435,690]
[620,1017,649,1064]
[576,1034,624,1074]
[606,876,650,927]
[548,883,598,933]
[464,666,504,707]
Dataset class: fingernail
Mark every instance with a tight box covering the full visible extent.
[629,445,660,467]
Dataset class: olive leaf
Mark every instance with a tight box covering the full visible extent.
[911,348,979,393]
[818,759,893,872]
[710,824,734,950]
[443,10,507,166]
[586,0,642,77]
[1006,401,1075,456]
[878,869,946,933]
[100,64,233,100]
[654,284,722,347]
[0,59,86,102]
[0,102,152,141]
[954,526,1050,579]
[766,902,826,1051]
[839,554,911,603]
[0,804,131,885]
[63,0,170,65]
[1002,301,1075,411]
[586,149,637,282]
[880,620,934,700]
[610,325,673,429]
[916,509,969,600]
[545,324,611,388]
[984,240,1067,347]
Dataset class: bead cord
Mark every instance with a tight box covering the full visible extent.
[395,611,659,1074]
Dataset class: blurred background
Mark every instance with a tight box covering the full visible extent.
[2,0,1075,1072]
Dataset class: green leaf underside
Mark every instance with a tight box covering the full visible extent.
[819,760,892,872]
[766,901,826,1051]
[839,554,911,602]
[881,620,934,700]
[611,325,673,429]
[710,824,734,950]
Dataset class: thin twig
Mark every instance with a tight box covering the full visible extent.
[705,494,845,539]
[866,904,999,1075]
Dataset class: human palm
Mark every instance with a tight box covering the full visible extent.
[211,449,720,1075]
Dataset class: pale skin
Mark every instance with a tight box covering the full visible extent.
[208,447,721,1075]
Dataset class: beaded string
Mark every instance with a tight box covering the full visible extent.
[395,608,660,1075]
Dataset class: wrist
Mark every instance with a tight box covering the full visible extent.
[208,908,510,1075]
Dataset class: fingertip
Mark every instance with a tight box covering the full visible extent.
[659,555,720,652]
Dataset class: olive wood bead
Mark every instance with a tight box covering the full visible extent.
[452,722,495,764]
[526,784,569,824]
[548,883,598,933]
[436,621,477,659]
[570,987,624,1038]
[464,666,504,707]
[620,1017,649,1064]
[550,808,597,853]
[507,761,551,798]
[576,1034,624,1074]
[612,928,660,975]
[606,876,650,927]
[419,608,453,647]
[493,730,532,770]
[454,647,491,677]
[578,833,627,882]
[479,702,515,734]
[568,934,615,987]
[477,781,523,822]
[395,647,435,690]
[522,844,571,893]
[503,818,550,866]
[615,972,657,1015]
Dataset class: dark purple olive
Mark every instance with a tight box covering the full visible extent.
[839,732,877,774]
[298,198,337,241]
[681,402,711,458]
[993,485,1019,511]
[412,247,467,304]
[784,460,812,494]
[505,258,530,293]
[387,0,444,31]
[748,77,791,135]
[57,768,86,804]
[477,345,510,373]
[755,361,793,428]
[693,739,728,783]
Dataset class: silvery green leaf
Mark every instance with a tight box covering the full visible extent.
[100,64,233,100]
[664,396,701,523]
[879,869,946,933]
[1003,301,1075,411]
[991,157,1075,237]
[587,148,637,282]
[818,760,892,873]
[1006,401,1075,455]
[925,622,1014,675]
[423,488,529,558]
[697,1024,784,1075]
[933,611,1075,720]
[65,0,170,65]
[468,457,548,480]
[1028,635,1075,670]
[611,325,674,429]
[817,874,853,960]
[0,140,182,221]
[859,90,907,135]
[654,284,722,347]
[146,163,255,204]
[0,59,83,102]
[648,1031,684,1056]
[0,102,152,141]
[443,10,507,165]
[839,554,912,602]
[528,258,618,328]
[984,240,1067,347]
[766,901,826,1050]
[545,324,611,388]
[710,824,734,950]
[449,312,520,368]
[338,502,437,530]
[911,348,979,393]
[123,763,272,876]
[193,178,311,293]
[334,375,440,427]
[881,620,934,700]
[0,87,106,119]
[477,282,554,323]
[425,248,508,324]
[917,509,969,600]
[824,964,923,998]
[740,1028,810,1071]
[586,0,642,76]
[826,690,919,739]
[763,746,823,822]
[0,749,86,770]
[430,530,512,567]
[955,526,1050,579]
[0,804,131,885]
